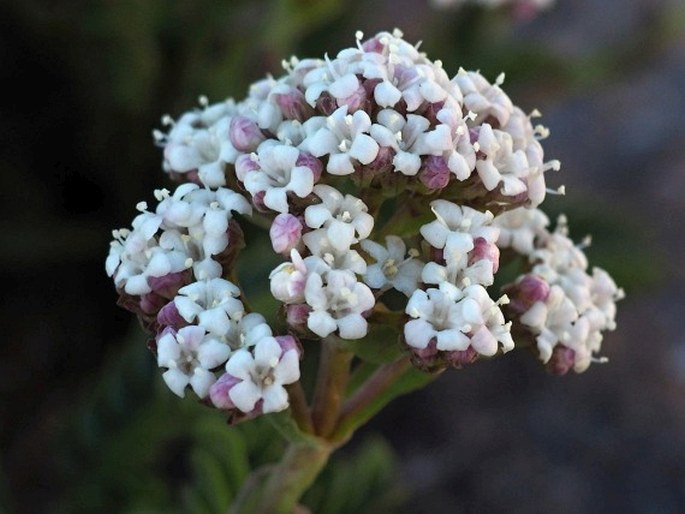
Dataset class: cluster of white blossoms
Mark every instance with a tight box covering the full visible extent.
[107,29,621,422]
[496,209,624,373]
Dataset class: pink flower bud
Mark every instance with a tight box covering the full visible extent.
[209,372,241,410]
[409,338,444,372]
[235,153,260,182]
[546,346,575,376]
[361,36,385,53]
[275,335,303,358]
[420,101,445,127]
[229,116,265,151]
[273,88,315,122]
[140,292,165,315]
[252,191,268,212]
[419,156,451,190]
[147,270,189,299]
[286,304,311,332]
[296,152,323,182]
[316,93,337,116]
[337,83,367,112]
[157,301,185,329]
[270,214,303,254]
[366,146,394,174]
[468,237,500,273]
[430,246,445,265]
[446,347,478,368]
[508,274,550,313]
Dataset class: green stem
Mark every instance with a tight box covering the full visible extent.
[331,356,440,443]
[311,337,354,438]
[287,381,314,434]
[229,440,333,514]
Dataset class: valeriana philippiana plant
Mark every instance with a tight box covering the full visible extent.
[106,29,623,513]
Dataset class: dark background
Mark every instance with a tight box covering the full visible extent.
[1,1,684,512]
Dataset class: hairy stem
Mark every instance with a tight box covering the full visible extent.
[311,337,354,438]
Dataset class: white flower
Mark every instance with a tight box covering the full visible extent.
[370,109,453,176]
[304,106,379,175]
[269,249,308,304]
[304,185,374,252]
[302,229,367,275]
[242,143,315,214]
[404,282,513,356]
[361,236,423,296]
[173,278,244,337]
[159,99,239,188]
[224,312,274,352]
[453,68,513,127]
[493,207,549,255]
[224,336,300,413]
[420,200,499,256]
[157,326,231,398]
[305,269,375,339]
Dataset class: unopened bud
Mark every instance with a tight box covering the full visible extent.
[275,335,303,359]
[419,155,451,190]
[296,152,323,182]
[273,88,315,122]
[270,214,303,254]
[235,153,260,182]
[546,345,575,376]
[468,237,500,273]
[229,116,265,152]
[209,372,241,410]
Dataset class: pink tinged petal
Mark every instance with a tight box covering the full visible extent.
[273,349,301,384]
[225,350,255,381]
[404,319,434,349]
[235,154,260,182]
[254,337,282,368]
[296,152,323,182]
[209,373,240,409]
[304,204,331,229]
[270,214,303,254]
[307,311,337,338]
[179,325,206,350]
[190,368,217,398]
[197,339,231,369]
[337,314,368,340]
[327,153,355,175]
[436,328,471,351]
[275,336,302,358]
[349,134,379,165]
[289,166,315,198]
[162,368,190,397]
[229,380,263,413]
[374,81,402,108]
[393,151,422,176]
[470,326,498,357]
[229,116,265,151]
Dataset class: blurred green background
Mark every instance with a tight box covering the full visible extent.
[1,0,684,512]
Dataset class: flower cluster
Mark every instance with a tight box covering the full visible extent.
[107,29,621,423]
[497,209,624,373]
